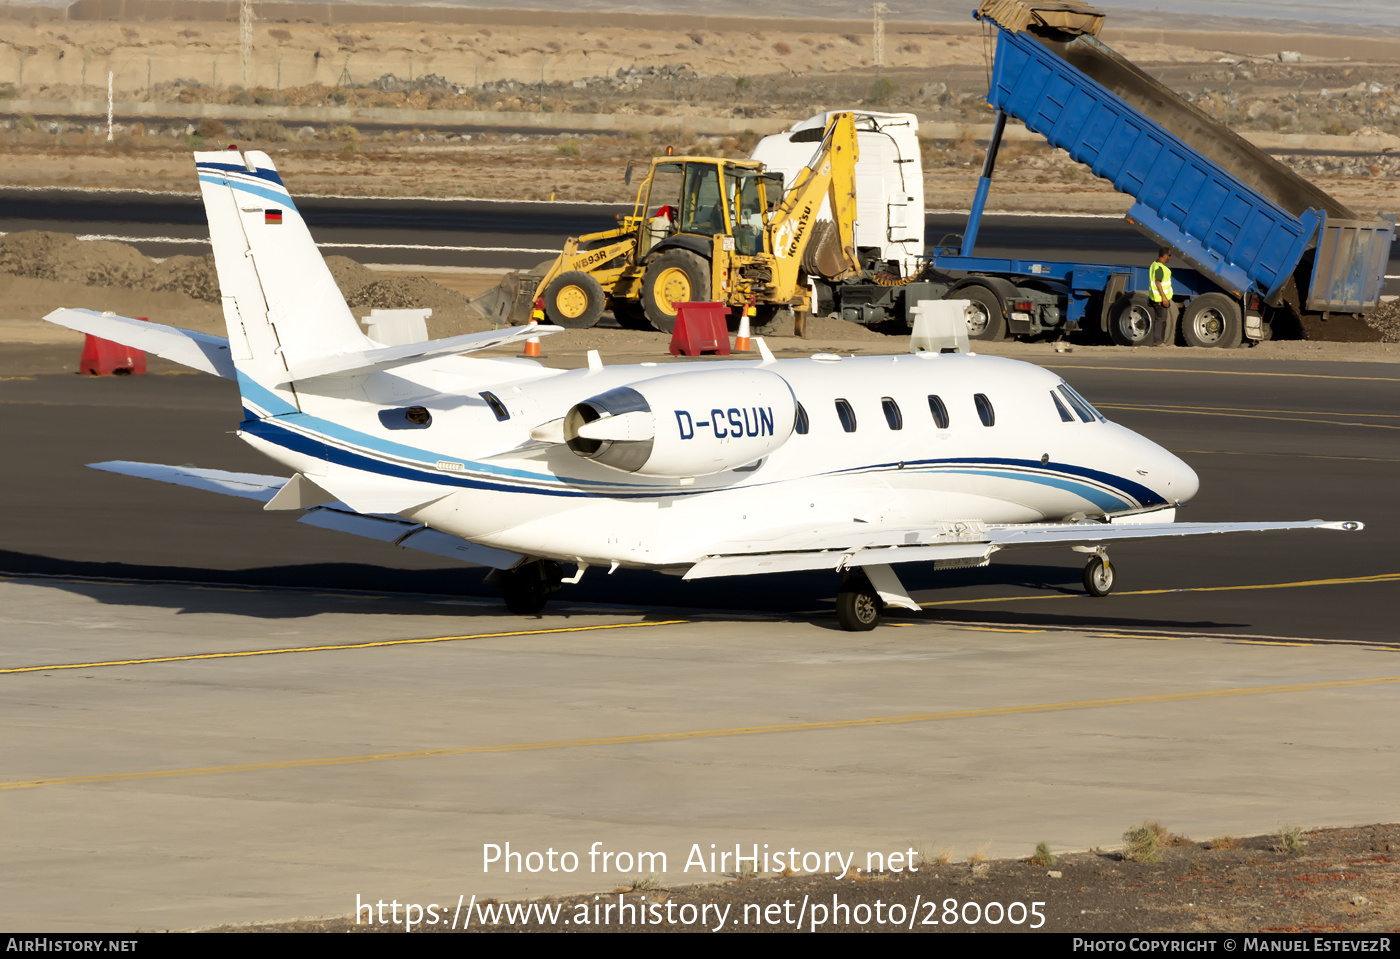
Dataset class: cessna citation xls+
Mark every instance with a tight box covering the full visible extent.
[44,151,1361,629]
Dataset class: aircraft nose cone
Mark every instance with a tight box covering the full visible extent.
[1170,456,1200,504]
[1151,449,1198,505]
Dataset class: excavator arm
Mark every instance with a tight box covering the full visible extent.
[765,111,862,298]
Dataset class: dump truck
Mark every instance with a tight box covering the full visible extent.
[470,112,866,333]
[923,0,1394,346]
[751,1,1393,347]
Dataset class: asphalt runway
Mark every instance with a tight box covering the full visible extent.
[3,349,1399,930]
[0,188,1270,273]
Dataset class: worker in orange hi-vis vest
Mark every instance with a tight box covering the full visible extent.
[1149,247,1176,347]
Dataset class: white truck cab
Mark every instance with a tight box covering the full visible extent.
[751,111,924,278]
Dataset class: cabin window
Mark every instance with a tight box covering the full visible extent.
[480,391,510,422]
[794,402,809,435]
[1057,384,1102,423]
[835,398,857,433]
[927,395,949,429]
[974,393,995,427]
[881,397,903,430]
[1051,391,1074,422]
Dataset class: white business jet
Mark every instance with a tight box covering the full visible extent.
[44,151,1361,630]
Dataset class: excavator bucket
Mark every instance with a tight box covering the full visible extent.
[466,269,548,326]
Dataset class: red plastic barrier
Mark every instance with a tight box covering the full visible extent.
[668,302,731,357]
[80,319,147,376]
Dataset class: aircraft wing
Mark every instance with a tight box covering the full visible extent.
[87,461,521,570]
[683,517,1363,580]
[45,309,235,379]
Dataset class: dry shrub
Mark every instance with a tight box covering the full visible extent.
[773,42,791,55]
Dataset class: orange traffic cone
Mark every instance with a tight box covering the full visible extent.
[522,321,542,358]
[735,305,753,353]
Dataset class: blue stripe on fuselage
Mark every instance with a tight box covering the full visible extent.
[935,469,1132,512]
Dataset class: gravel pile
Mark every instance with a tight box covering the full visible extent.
[345,276,468,313]
[1363,298,1400,343]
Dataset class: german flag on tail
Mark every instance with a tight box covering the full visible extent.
[264,209,283,225]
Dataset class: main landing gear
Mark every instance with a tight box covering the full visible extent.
[1079,548,1116,597]
[836,574,884,632]
[494,560,564,616]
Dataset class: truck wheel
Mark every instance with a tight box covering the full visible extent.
[543,271,605,329]
[749,305,791,335]
[959,286,1006,341]
[610,299,653,330]
[1110,292,1155,346]
[642,249,710,334]
[1182,293,1242,349]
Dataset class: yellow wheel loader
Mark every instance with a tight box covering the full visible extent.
[469,112,863,333]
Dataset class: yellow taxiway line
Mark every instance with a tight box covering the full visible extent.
[0,619,688,675]
[918,572,1400,608]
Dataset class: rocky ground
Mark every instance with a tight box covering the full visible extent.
[212,823,1400,933]
[3,12,1400,210]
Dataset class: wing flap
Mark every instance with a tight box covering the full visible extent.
[685,518,1361,579]
[46,309,235,379]
[987,519,1363,548]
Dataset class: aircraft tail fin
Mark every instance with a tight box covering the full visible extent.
[194,149,373,412]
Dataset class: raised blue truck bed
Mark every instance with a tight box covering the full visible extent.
[918,1,1394,346]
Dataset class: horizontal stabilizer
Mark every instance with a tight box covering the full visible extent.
[89,461,286,501]
[87,461,519,569]
[45,309,235,379]
[281,324,565,385]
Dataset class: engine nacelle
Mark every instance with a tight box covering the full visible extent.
[564,369,796,477]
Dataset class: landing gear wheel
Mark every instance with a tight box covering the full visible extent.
[543,271,605,329]
[641,249,710,334]
[502,578,550,615]
[959,286,1007,341]
[499,560,564,616]
[1181,292,1242,349]
[835,579,883,631]
[1083,555,1115,597]
[1109,292,1155,347]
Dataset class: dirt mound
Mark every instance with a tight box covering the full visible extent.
[149,254,221,302]
[345,276,469,313]
[0,233,472,316]
[325,255,379,300]
[0,231,152,289]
